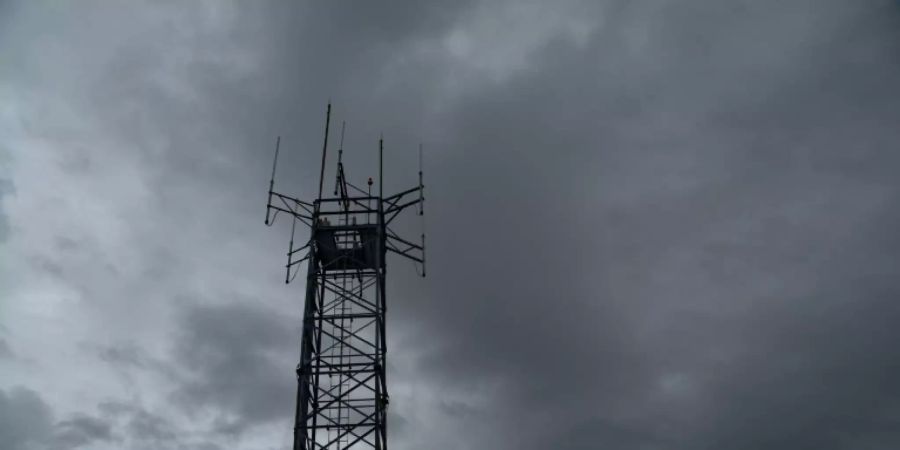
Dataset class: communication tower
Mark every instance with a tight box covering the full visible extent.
[265,104,426,450]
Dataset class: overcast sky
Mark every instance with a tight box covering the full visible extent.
[3,1,900,449]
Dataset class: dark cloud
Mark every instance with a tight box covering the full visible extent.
[3,1,900,449]
[95,341,179,382]
[126,408,175,444]
[0,387,115,450]
[170,302,297,434]
[387,1,900,449]
[0,387,54,450]
[97,342,152,369]
[99,401,177,444]
[53,414,114,448]
[95,400,230,450]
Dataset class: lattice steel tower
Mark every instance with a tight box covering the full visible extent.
[265,104,426,450]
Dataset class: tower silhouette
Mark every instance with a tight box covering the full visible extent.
[265,104,425,450]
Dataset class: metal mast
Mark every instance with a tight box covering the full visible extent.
[265,104,426,450]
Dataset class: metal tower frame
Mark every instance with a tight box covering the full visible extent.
[265,104,426,450]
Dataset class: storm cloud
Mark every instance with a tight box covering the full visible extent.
[3,1,900,449]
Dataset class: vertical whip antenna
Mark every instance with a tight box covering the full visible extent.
[419,143,426,277]
[334,121,346,196]
[265,136,281,225]
[418,143,424,216]
[379,135,384,199]
[286,216,296,284]
[339,121,346,156]
[334,121,350,212]
[318,103,332,201]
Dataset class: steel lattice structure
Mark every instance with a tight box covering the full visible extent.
[265,104,425,450]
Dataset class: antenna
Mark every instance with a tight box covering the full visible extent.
[334,121,346,196]
[418,143,424,216]
[265,136,281,226]
[286,216,296,284]
[419,143,426,277]
[379,135,383,199]
[271,136,281,189]
[318,103,332,201]
[339,121,346,155]
[334,121,350,212]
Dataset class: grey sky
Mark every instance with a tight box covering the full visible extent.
[2,1,900,449]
